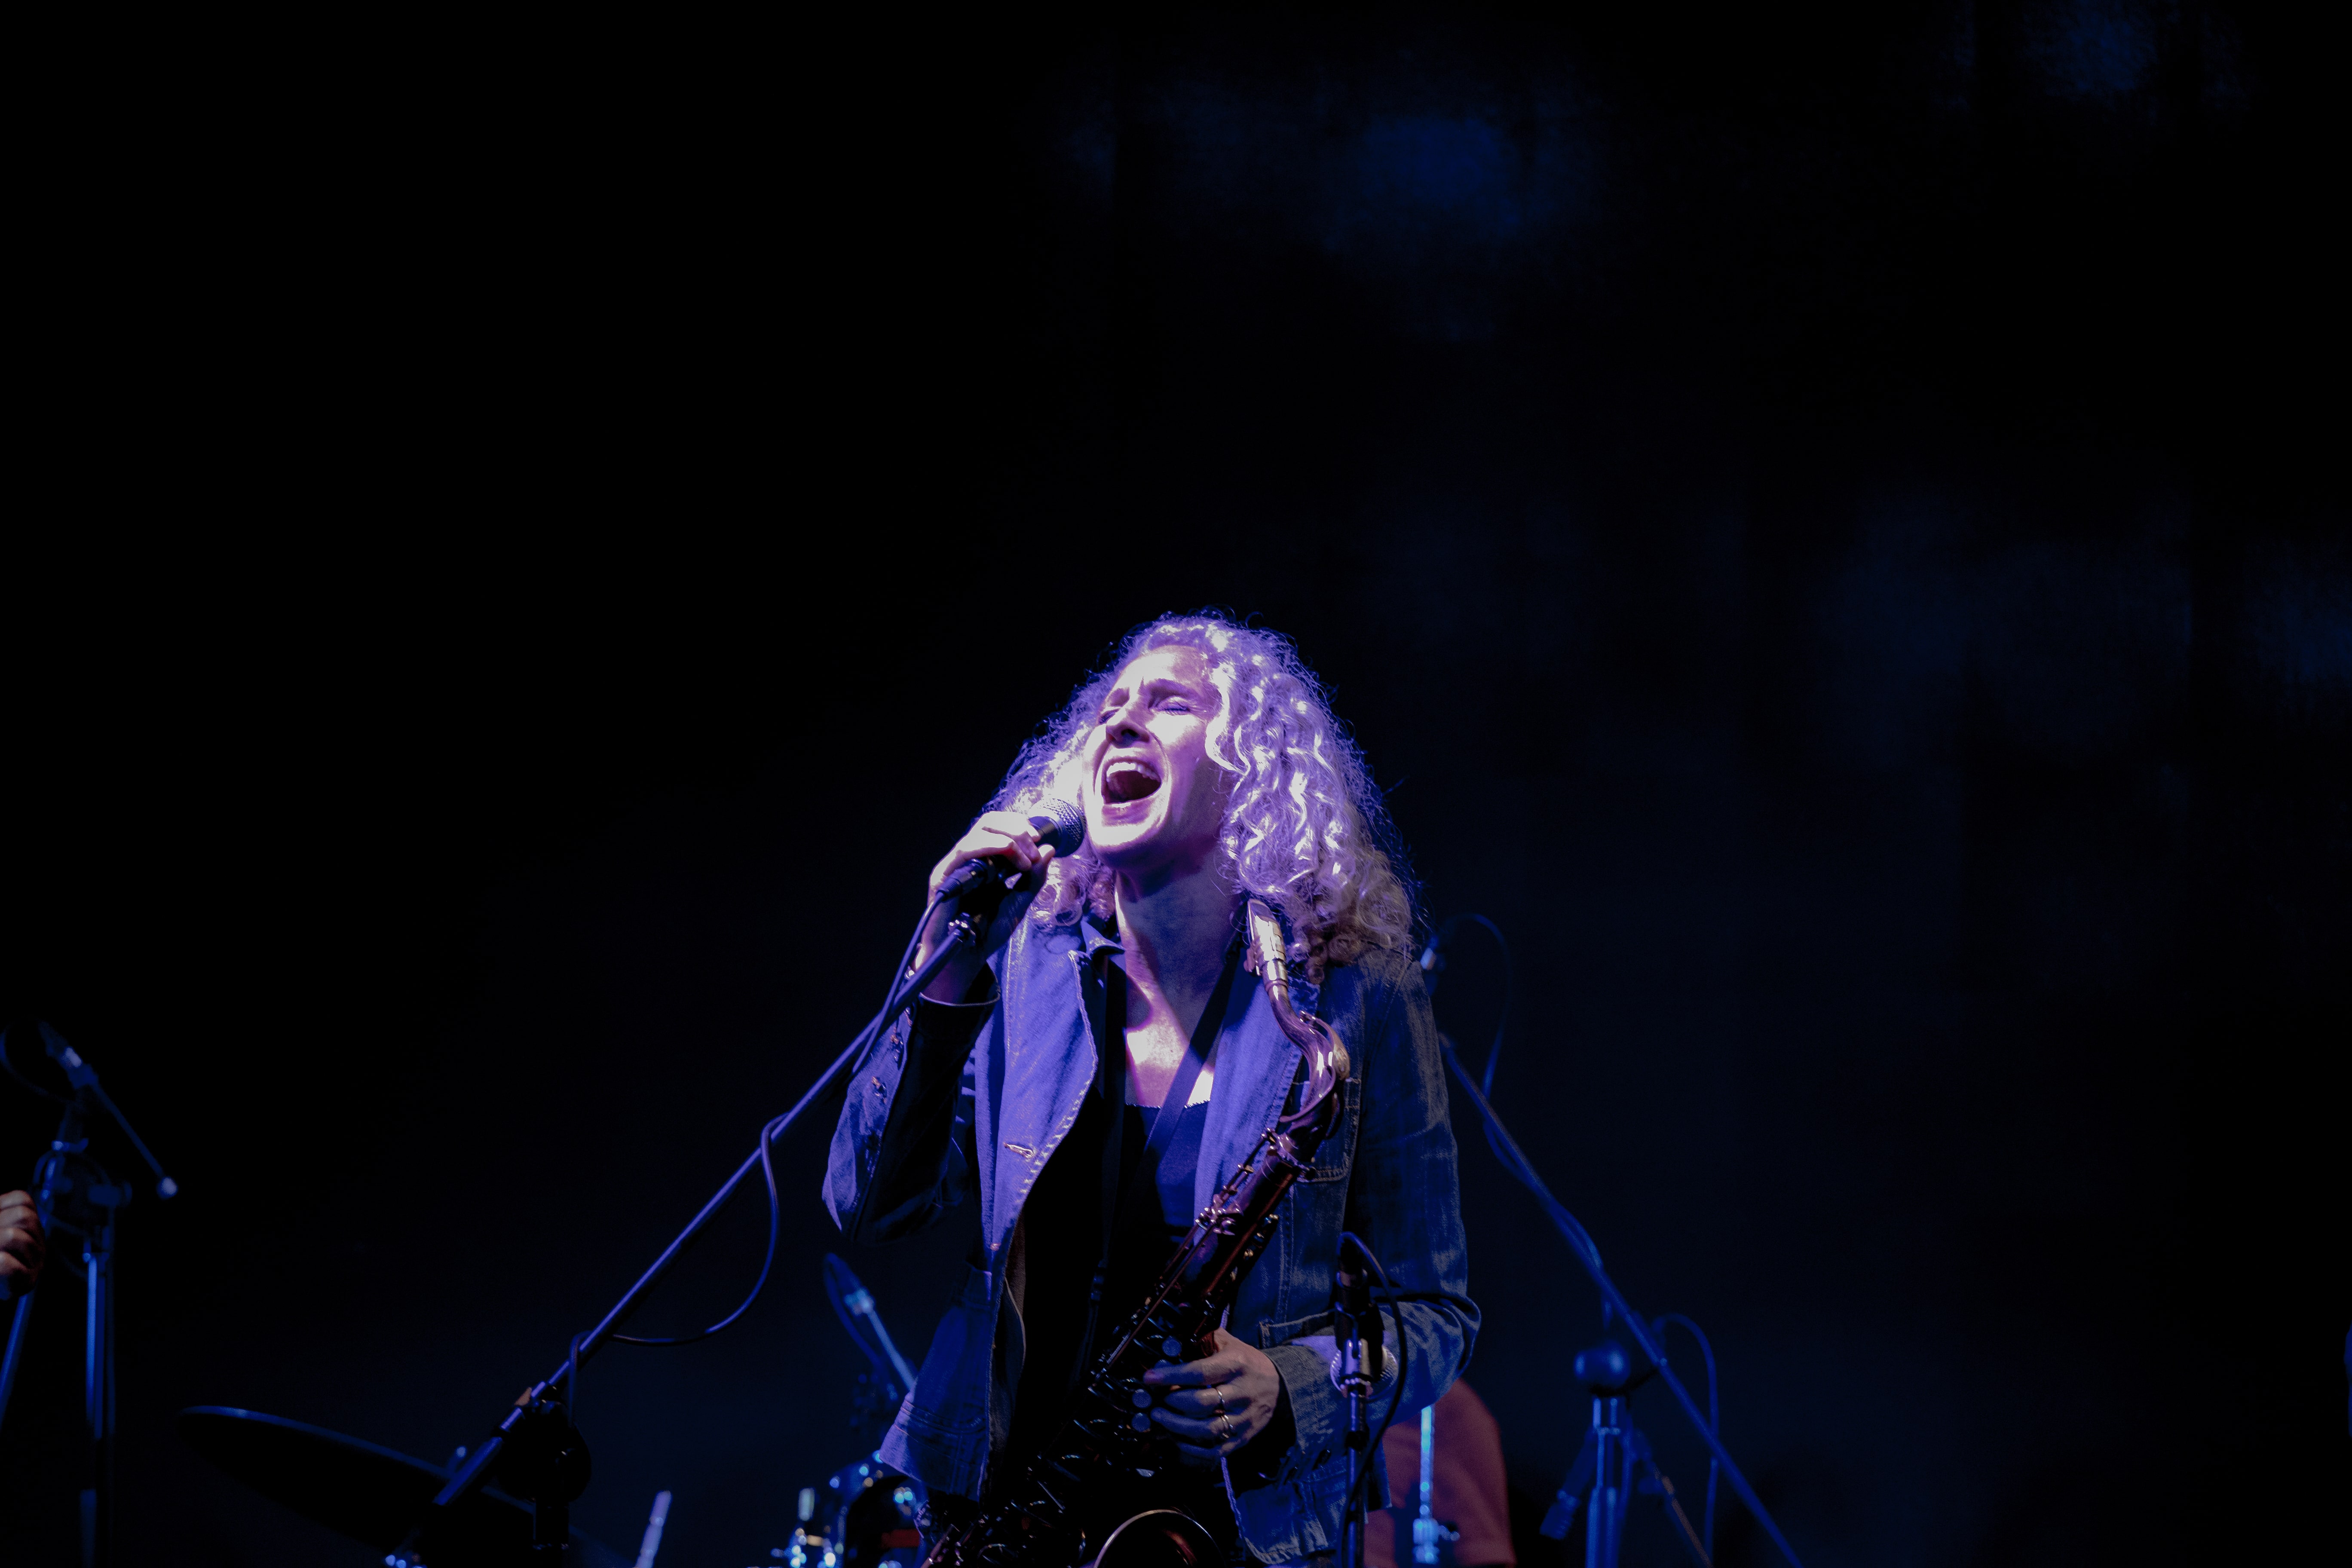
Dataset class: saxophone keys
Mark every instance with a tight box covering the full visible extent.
[1130,1389,1153,1409]
[1130,1414,1152,1432]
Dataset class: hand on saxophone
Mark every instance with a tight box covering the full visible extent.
[1141,1328,1283,1465]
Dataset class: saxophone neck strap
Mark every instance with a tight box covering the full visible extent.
[1106,934,1242,1228]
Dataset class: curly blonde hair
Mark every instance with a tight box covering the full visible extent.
[992,614,1418,980]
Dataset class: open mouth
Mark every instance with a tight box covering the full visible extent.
[1101,758,1163,805]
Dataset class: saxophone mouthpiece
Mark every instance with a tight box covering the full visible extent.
[1246,899,1291,989]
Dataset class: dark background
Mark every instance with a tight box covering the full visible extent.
[5,3,2346,1564]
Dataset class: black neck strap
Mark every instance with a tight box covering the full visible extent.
[1141,937,1241,1140]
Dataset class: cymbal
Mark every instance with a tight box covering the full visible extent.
[178,1406,625,1567]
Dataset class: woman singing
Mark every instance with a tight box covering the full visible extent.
[827,614,1475,1566]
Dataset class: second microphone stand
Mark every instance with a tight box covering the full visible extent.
[1540,1340,1712,1568]
[1439,1043,1806,1568]
[398,903,992,1562]
[0,1023,180,1568]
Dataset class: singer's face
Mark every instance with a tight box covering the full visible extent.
[1082,646,1230,879]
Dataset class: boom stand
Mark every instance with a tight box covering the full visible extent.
[1440,1042,1807,1568]
[0,1024,179,1568]
[398,908,991,1563]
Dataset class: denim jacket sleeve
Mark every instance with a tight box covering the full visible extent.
[825,979,996,1245]
[1231,947,1479,1559]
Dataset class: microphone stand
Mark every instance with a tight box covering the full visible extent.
[1332,1237,1384,1568]
[0,1024,180,1568]
[1439,1041,1807,1568]
[1540,1343,1712,1568]
[1337,1357,1370,1568]
[398,906,993,1563]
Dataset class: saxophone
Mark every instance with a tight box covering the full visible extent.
[921,899,1351,1568]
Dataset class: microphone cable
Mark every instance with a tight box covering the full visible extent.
[616,807,1073,1348]
[1424,914,1582,1268]
[601,890,949,1349]
[1654,1311,1721,1559]
[1419,914,1513,1097]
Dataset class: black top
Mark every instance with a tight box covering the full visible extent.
[1104,1098,1210,1317]
[998,937,1240,1537]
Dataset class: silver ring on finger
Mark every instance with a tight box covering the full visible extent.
[1215,1413,1231,1441]
[1213,1385,1228,1416]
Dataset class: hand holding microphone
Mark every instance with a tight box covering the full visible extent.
[932,799,1085,902]
[916,800,1086,1003]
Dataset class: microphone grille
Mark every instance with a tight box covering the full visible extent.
[1028,797,1087,857]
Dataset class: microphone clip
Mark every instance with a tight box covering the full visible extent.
[1328,1335,1393,1401]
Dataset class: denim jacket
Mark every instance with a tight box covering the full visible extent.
[824,913,1477,1563]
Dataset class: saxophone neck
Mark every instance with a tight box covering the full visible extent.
[1244,898,1349,1117]
[1244,897,1307,1009]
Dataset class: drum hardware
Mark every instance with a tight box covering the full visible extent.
[760,1455,924,1568]
[632,1490,673,1568]
[175,1405,629,1566]
[826,1252,916,1447]
[762,1258,928,1568]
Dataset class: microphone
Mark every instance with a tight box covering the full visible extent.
[35,1023,179,1200]
[935,799,1085,902]
[1329,1231,1386,1392]
[823,1253,918,1391]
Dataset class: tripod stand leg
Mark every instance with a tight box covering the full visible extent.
[1540,1429,1596,1540]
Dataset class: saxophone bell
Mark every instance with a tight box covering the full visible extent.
[1086,1509,1221,1568]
